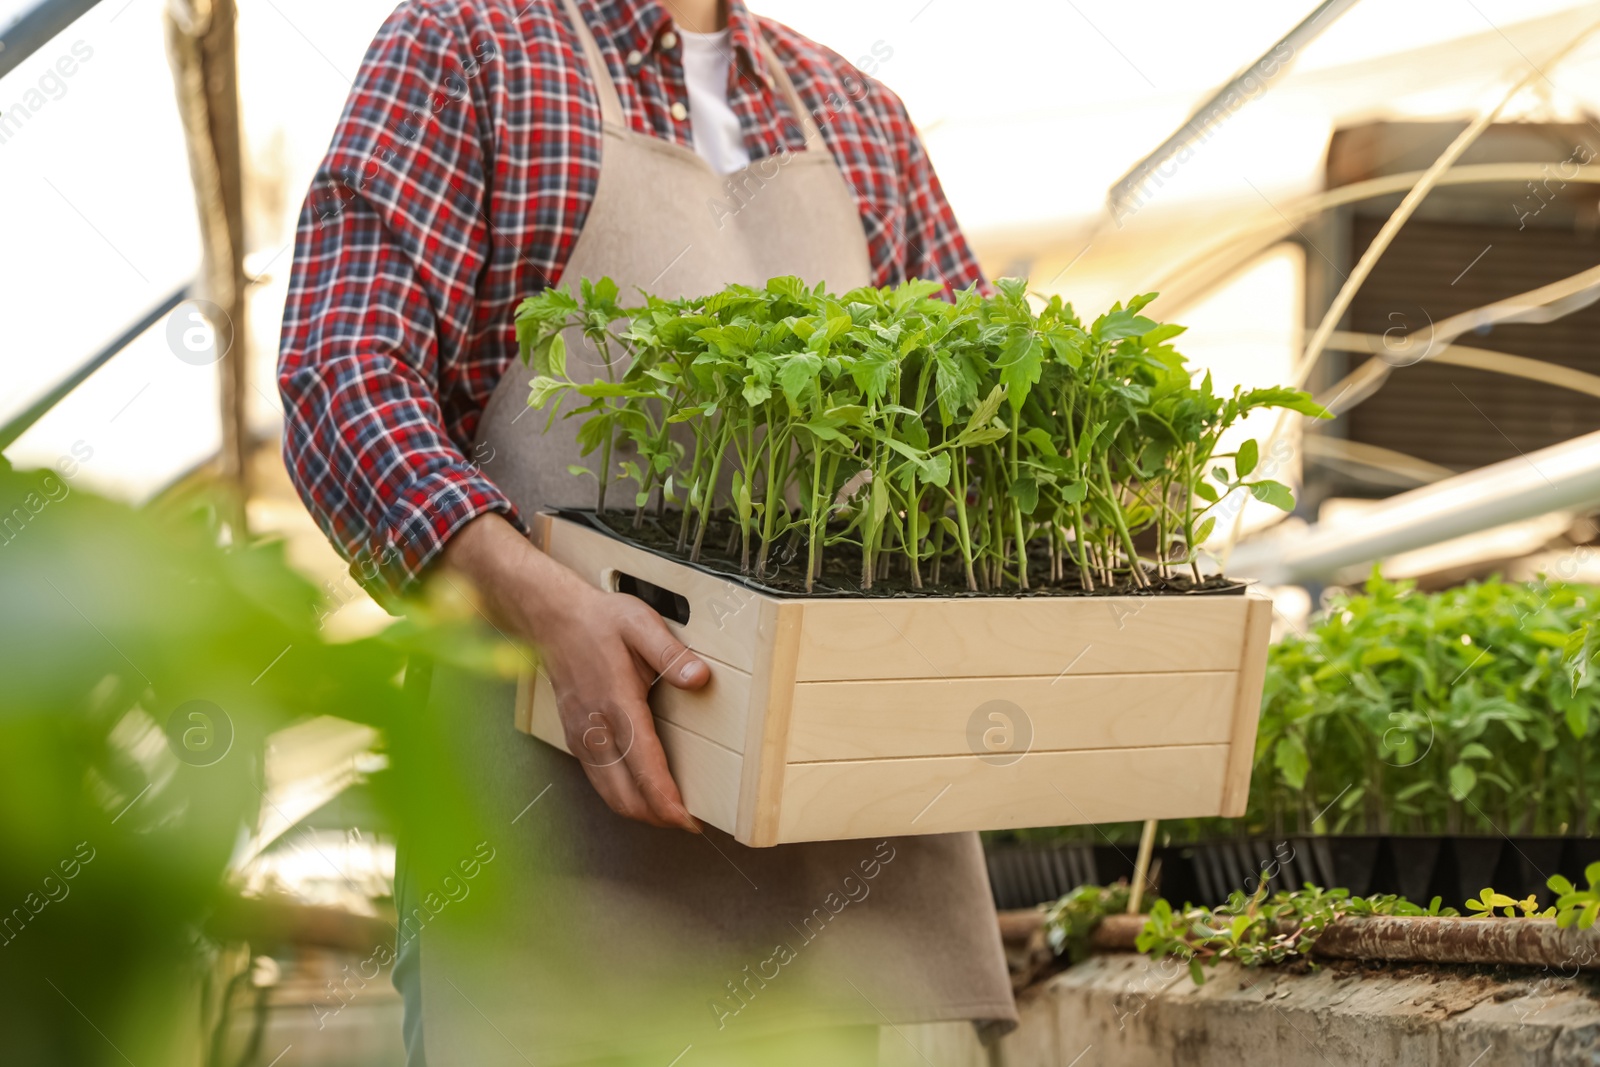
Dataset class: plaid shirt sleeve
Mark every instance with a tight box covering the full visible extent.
[278,4,512,597]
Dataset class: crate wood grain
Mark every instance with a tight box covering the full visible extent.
[517,513,1274,847]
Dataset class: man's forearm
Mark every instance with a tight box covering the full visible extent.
[438,512,588,646]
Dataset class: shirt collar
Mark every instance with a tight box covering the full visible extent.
[589,0,770,84]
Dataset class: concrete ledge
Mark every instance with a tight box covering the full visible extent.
[998,954,1600,1067]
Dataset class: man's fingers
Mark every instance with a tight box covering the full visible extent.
[616,703,701,833]
[567,692,698,834]
[580,759,676,830]
[620,605,710,691]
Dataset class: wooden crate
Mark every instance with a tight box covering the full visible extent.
[517,513,1274,847]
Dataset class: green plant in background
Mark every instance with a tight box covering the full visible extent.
[1549,862,1600,928]
[516,277,1327,593]
[1042,882,1133,964]
[988,571,1600,852]
[1249,572,1600,837]
[1465,886,1555,918]
[0,463,514,1066]
[992,572,1593,857]
[1569,622,1597,695]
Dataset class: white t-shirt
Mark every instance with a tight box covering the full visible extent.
[678,28,753,175]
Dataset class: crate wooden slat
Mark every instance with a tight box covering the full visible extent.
[786,673,1240,762]
[790,595,1260,679]
[778,744,1234,841]
[517,513,1274,847]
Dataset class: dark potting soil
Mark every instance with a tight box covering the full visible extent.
[559,508,1249,600]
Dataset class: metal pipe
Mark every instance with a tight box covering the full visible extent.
[0,283,191,453]
[1107,0,1363,218]
[1228,429,1600,584]
[0,0,102,81]
[1147,163,1600,315]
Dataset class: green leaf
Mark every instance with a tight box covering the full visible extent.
[993,277,1030,303]
[741,379,772,407]
[546,333,567,378]
[765,275,806,301]
[777,353,822,405]
[1095,308,1159,342]
[1142,322,1186,345]
[1275,735,1310,790]
[1394,781,1435,801]
[956,426,1010,448]
[1020,427,1059,457]
[1010,476,1039,516]
[1238,386,1332,419]
[1248,479,1296,512]
[799,420,847,443]
[967,384,1006,435]
[869,476,889,528]
[1235,438,1259,478]
[527,376,566,410]
[575,414,612,456]
[1045,331,1086,369]
[999,333,1044,414]
[1447,763,1477,801]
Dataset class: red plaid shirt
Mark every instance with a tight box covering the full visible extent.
[278,0,983,597]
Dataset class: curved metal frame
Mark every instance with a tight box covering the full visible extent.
[0,0,102,80]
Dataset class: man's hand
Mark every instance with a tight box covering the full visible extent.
[440,513,710,832]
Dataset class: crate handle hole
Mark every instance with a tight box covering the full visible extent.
[611,570,692,626]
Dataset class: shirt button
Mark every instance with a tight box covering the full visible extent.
[670,101,688,121]
[625,49,643,67]
[659,30,678,50]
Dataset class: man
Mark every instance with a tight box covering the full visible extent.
[278,1,1015,1063]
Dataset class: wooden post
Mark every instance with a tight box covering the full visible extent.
[1128,819,1157,914]
[164,0,250,537]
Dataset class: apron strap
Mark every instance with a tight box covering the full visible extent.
[559,0,627,128]
[757,38,826,148]
[559,0,826,150]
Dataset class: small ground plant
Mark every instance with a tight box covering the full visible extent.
[1045,869,1600,986]
[517,277,1326,593]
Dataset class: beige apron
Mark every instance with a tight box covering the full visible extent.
[410,2,1016,1061]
